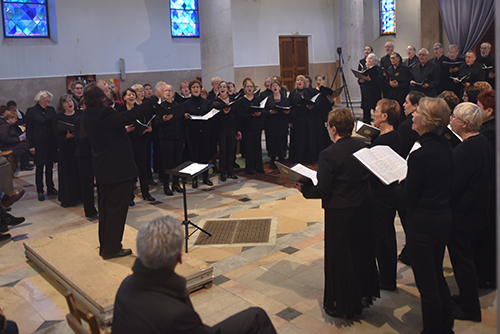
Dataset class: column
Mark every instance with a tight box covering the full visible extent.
[199,0,235,85]
[338,0,364,105]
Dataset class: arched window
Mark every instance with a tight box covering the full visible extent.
[380,0,396,35]
[2,0,49,37]
[170,0,199,37]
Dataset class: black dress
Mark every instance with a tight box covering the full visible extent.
[214,96,237,175]
[264,93,290,164]
[55,111,81,206]
[288,88,320,163]
[403,132,454,333]
[156,100,185,188]
[235,95,264,174]
[385,63,411,126]
[301,136,379,317]
[370,131,401,290]
[359,66,383,124]
[449,134,493,319]
[184,95,213,180]
[25,103,58,193]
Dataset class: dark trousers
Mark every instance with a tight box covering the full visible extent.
[265,128,286,162]
[98,180,133,255]
[187,128,210,180]
[373,195,397,287]
[132,142,151,198]
[362,107,372,124]
[159,138,183,187]
[407,229,454,334]
[35,162,54,193]
[77,155,97,217]
[448,228,481,315]
[243,129,263,173]
[208,307,276,334]
[218,127,236,174]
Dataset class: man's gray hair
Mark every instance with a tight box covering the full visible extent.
[137,216,184,270]
[433,43,443,49]
[448,44,459,52]
[419,48,430,56]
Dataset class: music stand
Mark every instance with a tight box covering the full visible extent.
[165,161,213,253]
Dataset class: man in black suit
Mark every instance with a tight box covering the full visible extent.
[359,45,373,70]
[403,45,419,68]
[431,43,451,94]
[456,51,485,87]
[82,82,159,259]
[112,215,277,334]
[478,42,495,88]
[445,44,465,96]
[386,52,411,126]
[410,48,440,97]
[380,42,394,97]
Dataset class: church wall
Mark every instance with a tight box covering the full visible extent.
[231,0,340,90]
[1,0,340,108]
[363,0,422,61]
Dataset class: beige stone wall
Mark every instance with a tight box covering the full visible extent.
[1,63,341,110]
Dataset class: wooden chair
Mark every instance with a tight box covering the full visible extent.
[65,291,107,334]
[0,150,16,176]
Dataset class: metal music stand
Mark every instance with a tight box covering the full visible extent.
[165,161,213,253]
[332,47,354,114]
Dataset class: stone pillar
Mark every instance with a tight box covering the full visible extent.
[199,0,235,86]
[338,0,364,105]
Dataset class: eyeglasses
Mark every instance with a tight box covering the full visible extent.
[324,122,329,128]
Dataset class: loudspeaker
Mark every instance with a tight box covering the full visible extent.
[119,58,126,81]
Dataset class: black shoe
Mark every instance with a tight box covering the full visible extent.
[270,161,278,169]
[172,184,183,193]
[20,165,33,171]
[38,193,45,201]
[1,214,25,226]
[86,213,99,219]
[129,199,135,207]
[148,179,158,187]
[380,284,397,291]
[143,195,156,201]
[220,173,227,182]
[192,178,198,189]
[233,162,240,168]
[164,187,174,196]
[246,170,255,175]
[256,169,265,174]
[102,248,132,260]
[398,253,411,266]
[47,188,58,196]
[228,173,239,180]
[0,233,11,241]
[0,225,8,233]
[203,178,213,186]
[453,308,481,322]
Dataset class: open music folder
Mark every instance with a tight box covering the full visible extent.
[353,145,407,185]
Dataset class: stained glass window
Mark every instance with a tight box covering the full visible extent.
[170,0,199,37]
[2,0,49,37]
[380,0,396,35]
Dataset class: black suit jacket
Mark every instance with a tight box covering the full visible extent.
[82,98,158,184]
[302,136,371,209]
[25,103,58,164]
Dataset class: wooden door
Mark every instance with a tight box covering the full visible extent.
[279,37,309,91]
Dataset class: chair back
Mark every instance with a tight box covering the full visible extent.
[64,291,102,334]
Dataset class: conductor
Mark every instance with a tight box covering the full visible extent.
[82,82,158,259]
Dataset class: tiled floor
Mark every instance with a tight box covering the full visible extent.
[0,164,497,334]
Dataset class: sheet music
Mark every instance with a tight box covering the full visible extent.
[189,108,220,121]
[290,163,318,186]
[179,163,209,176]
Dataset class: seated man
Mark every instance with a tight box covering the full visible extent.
[112,216,277,334]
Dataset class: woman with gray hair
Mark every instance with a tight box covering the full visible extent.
[358,53,383,124]
[25,91,58,201]
[403,97,454,333]
[447,102,494,322]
